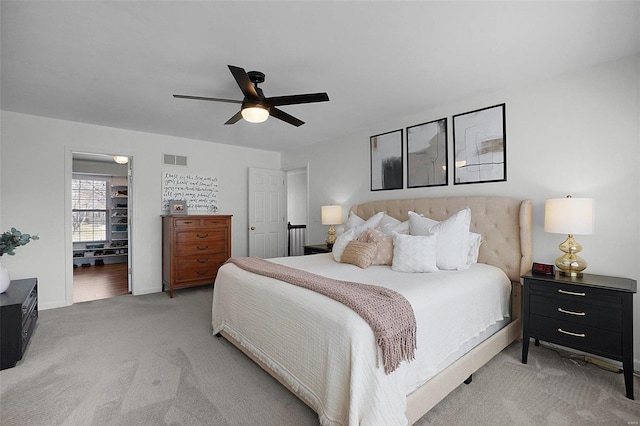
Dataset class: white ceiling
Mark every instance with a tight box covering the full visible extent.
[2,1,639,153]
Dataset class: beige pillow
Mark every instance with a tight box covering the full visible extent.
[358,228,393,265]
[340,240,377,269]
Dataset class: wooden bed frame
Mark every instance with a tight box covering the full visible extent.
[219,196,533,424]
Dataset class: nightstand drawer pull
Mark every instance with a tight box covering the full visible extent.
[557,328,585,338]
[558,289,586,297]
[557,307,585,316]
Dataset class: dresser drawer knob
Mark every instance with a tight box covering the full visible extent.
[197,233,209,238]
[197,258,209,263]
[558,328,585,338]
[197,270,210,276]
[558,307,585,316]
[558,289,586,297]
[196,245,209,250]
[183,221,194,224]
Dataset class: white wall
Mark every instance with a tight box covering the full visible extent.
[284,55,640,363]
[0,112,280,309]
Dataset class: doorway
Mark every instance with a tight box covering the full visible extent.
[286,166,308,256]
[71,152,132,303]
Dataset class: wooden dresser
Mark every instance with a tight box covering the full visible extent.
[162,215,232,297]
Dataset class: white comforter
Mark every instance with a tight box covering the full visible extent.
[211,254,511,426]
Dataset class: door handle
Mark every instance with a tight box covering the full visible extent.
[250,226,255,230]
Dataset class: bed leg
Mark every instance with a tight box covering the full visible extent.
[464,375,472,384]
[214,332,222,338]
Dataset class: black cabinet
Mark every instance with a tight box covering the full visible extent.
[303,244,332,255]
[1,278,38,370]
[521,272,636,399]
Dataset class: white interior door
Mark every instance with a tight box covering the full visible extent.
[248,167,286,258]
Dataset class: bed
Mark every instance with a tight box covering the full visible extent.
[212,196,532,425]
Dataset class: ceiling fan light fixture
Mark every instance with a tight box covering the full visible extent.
[241,105,269,123]
[113,155,129,164]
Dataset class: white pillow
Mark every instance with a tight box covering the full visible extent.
[344,211,385,233]
[391,232,438,273]
[408,208,471,271]
[332,228,358,262]
[377,214,409,236]
[467,232,482,264]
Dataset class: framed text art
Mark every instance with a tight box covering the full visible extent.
[453,104,506,185]
[370,129,403,191]
[406,118,448,188]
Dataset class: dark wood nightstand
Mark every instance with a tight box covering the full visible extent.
[1,278,38,370]
[304,244,332,255]
[521,271,636,399]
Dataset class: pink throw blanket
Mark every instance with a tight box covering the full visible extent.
[225,257,416,374]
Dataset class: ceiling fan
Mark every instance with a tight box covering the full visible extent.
[173,65,330,127]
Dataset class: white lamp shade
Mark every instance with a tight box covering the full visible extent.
[241,106,269,123]
[113,156,129,164]
[544,197,593,235]
[321,205,343,225]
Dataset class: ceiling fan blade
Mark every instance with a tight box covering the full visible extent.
[224,110,243,125]
[173,94,242,104]
[228,65,259,99]
[270,107,304,127]
[266,92,329,107]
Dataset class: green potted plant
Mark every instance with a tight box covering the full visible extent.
[0,228,39,293]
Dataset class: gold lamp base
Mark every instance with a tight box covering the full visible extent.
[326,225,337,248]
[555,234,587,277]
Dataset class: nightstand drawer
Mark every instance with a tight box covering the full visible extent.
[530,314,622,357]
[529,294,621,331]
[529,280,622,306]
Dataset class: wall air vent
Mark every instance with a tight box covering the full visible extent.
[163,154,188,166]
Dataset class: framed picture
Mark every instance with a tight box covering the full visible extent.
[406,118,448,188]
[370,129,403,191]
[453,103,506,185]
[169,200,188,215]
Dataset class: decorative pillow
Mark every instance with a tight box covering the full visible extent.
[358,228,394,265]
[344,211,385,233]
[391,232,438,273]
[467,232,482,264]
[340,240,377,269]
[377,214,409,236]
[408,208,471,270]
[332,228,357,262]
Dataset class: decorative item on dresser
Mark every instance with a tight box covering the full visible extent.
[162,215,232,298]
[1,278,38,370]
[521,271,636,399]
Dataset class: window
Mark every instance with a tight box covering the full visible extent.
[72,176,107,242]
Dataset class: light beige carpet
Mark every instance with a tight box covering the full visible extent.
[1,286,638,425]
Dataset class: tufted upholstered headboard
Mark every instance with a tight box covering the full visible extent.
[349,196,532,283]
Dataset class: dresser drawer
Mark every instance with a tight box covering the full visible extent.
[175,230,227,243]
[529,294,621,331]
[176,254,227,271]
[175,264,222,283]
[172,217,229,229]
[21,287,37,327]
[175,241,226,256]
[530,314,622,357]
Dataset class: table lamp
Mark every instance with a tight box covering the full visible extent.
[544,195,593,277]
[321,205,342,248]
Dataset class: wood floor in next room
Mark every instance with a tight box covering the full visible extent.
[73,263,129,303]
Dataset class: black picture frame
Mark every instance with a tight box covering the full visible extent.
[370,129,403,191]
[406,118,448,188]
[453,103,506,185]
